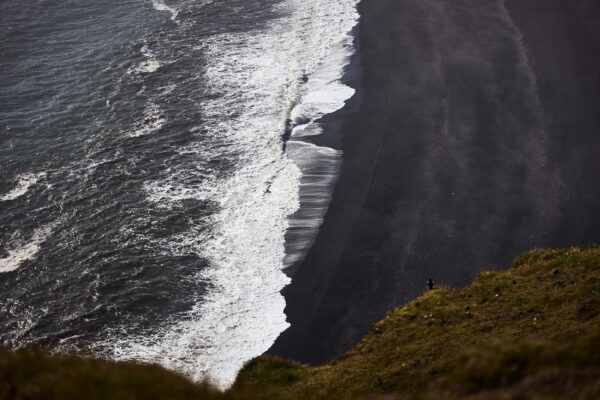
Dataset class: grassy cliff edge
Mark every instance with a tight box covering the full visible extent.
[2,247,600,399]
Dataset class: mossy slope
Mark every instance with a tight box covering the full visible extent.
[234,246,600,399]
[2,247,600,400]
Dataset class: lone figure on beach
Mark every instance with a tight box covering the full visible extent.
[427,278,434,291]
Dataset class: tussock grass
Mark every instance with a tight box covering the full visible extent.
[0,349,222,400]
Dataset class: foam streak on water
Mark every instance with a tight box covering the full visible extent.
[151,0,180,23]
[0,226,53,274]
[106,0,359,389]
[0,172,46,202]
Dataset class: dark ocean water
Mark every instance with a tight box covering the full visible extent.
[0,0,358,387]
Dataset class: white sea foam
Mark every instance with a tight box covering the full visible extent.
[151,0,179,23]
[128,44,164,75]
[0,172,46,202]
[106,0,360,389]
[0,226,52,273]
[129,103,166,137]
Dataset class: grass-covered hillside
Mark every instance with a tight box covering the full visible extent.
[2,247,600,400]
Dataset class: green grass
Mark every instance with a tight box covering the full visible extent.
[233,246,600,399]
[0,349,222,400]
[2,247,600,399]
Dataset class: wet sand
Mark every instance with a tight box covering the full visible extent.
[270,0,600,363]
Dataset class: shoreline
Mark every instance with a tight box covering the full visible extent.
[271,0,600,364]
[282,21,363,276]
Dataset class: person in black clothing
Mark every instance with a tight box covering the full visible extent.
[427,278,434,290]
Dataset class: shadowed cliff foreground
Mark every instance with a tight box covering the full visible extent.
[2,246,600,399]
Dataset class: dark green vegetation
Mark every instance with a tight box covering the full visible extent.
[0,350,223,400]
[2,247,600,399]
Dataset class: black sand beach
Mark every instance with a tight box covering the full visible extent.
[270,0,600,363]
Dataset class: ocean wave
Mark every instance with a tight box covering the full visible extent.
[109,156,300,389]
[284,140,343,267]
